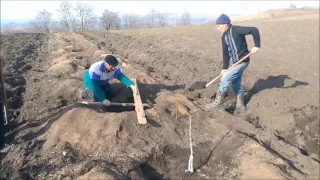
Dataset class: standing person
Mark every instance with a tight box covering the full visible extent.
[205,14,261,111]
[80,54,137,105]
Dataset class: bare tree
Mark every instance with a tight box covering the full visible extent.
[130,14,142,29]
[51,20,62,33]
[34,9,52,34]
[100,9,121,30]
[180,11,191,26]
[88,16,100,30]
[146,9,157,28]
[122,14,142,29]
[158,12,167,27]
[25,20,40,33]
[75,3,95,31]
[57,1,74,32]
[70,17,78,32]
[122,14,130,29]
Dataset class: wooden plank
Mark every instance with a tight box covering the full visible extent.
[132,79,147,124]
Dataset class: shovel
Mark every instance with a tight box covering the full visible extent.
[205,52,253,88]
[188,52,253,91]
[80,101,153,107]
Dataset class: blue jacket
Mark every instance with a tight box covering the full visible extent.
[83,60,133,102]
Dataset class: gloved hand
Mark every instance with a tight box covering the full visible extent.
[221,69,227,75]
[102,99,111,106]
[130,84,138,93]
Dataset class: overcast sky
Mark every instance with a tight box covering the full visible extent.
[1,1,319,20]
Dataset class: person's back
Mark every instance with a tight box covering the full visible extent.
[84,60,122,88]
[221,24,260,69]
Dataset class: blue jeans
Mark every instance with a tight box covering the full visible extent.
[219,62,249,95]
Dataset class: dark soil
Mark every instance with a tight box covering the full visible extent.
[0,11,319,179]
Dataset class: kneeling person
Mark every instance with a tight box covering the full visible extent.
[81,55,137,106]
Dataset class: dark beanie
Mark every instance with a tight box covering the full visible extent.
[216,14,231,25]
[104,55,118,66]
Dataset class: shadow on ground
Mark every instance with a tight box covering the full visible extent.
[110,81,184,104]
[244,75,309,105]
[224,75,309,113]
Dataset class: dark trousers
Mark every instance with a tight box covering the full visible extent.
[100,83,116,100]
[0,102,5,149]
[82,83,116,101]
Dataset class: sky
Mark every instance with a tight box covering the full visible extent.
[1,0,319,20]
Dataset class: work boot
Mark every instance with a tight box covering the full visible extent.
[205,90,226,110]
[235,93,246,111]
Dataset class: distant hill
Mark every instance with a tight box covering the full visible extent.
[1,19,31,28]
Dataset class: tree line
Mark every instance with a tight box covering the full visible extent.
[2,1,192,34]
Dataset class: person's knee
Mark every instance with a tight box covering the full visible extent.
[219,80,231,93]
[220,74,230,84]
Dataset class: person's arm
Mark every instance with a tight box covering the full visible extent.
[113,69,133,88]
[234,26,261,48]
[222,36,230,70]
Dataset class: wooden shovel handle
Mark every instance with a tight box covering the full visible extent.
[80,101,152,107]
[205,52,253,88]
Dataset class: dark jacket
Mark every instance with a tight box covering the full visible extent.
[222,24,261,69]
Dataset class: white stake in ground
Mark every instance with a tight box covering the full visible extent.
[185,115,194,173]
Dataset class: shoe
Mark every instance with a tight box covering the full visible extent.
[235,93,246,111]
[205,90,226,110]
